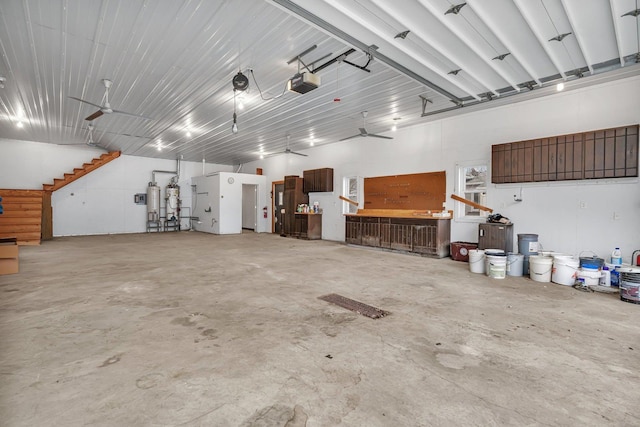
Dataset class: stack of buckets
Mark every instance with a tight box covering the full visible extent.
[577,254,605,286]
[467,249,520,279]
[468,233,583,286]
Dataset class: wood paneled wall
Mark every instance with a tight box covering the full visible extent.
[491,125,638,183]
[0,189,43,245]
[363,171,446,211]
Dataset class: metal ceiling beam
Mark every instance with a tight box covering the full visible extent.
[418,0,520,94]
[609,0,627,66]
[366,0,484,99]
[466,0,541,87]
[560,0,594,74]
[269,0,463,104]
[513,0,568,80]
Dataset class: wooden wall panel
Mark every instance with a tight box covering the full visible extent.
[363,171,445,211]
[626,126,638,176]
[491,125,639,184]
[0,189,43,245]
[41,191,53,240]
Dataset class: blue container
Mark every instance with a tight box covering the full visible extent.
[579,256,604,270]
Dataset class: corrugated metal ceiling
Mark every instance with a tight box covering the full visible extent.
[0,0,639,165]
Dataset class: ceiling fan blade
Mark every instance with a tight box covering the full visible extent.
[85,110,104,121]
[339,134,363,141]
[359,127,368,136]
[112,109,154,121]
[290,151,308,157]
[367,134,394,140]
[68,96,103,109]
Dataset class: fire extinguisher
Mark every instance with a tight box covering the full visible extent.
[263,206,268,218]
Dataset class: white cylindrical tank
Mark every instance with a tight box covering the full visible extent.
[147,182,161,221]
[166,183,180,220]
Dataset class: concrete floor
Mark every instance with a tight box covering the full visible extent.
[0,232,638,426]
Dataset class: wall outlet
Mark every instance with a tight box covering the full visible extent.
[579,201,587,209]
[613,212,620,220]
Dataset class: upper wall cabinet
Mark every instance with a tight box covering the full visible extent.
[303,168,334,193]
[491,125,638,184]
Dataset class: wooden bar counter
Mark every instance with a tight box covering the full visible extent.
[345,209,451,258]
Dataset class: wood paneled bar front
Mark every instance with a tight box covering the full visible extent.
[345,210,451,258]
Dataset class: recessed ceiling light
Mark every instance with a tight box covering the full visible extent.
[391,125,397,132]
[16,121,24,128]
[259,154,264,159]
[556,82,565,91]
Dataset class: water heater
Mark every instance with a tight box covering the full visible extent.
[147,182,161,222]
[166,183,180,221]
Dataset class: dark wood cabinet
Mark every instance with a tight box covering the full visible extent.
[293,213,322,240]
[478,223,513,253]
[345,215,450,258]
[303,168,333,193]
[492,125,638,183]
[283,176,308,237]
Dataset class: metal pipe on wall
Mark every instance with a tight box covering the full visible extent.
[152,170,177,183]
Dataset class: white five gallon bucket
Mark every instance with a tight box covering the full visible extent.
[551,255,579,286]
[484,249,505,276]
[486,254,507,279]
[507,253,524,277]
[529,255,553,282]
[578,268,602,286]
[469,249,486,274]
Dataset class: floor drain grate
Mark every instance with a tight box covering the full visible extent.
[318,293,389,319]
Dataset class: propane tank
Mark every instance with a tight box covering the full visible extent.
[166,183,180,221]
[147,182,161,222]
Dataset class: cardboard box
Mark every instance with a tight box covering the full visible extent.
[0,239,19,275]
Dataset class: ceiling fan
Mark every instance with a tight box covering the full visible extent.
[281,135,308,157]
[69,79,153,121]
[56,122,106,150]
[339,111,393,141]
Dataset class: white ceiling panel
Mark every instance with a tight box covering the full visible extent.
[0,0,638,165]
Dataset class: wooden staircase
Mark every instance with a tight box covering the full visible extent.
[0,151,121,245]
[43,151,121,192]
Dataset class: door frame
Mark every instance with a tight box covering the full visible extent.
[271,180,284,233]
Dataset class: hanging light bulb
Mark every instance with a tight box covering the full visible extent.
[231,89,239,134]
[232,115,238,134]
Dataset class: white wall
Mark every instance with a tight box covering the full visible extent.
[192,172,268,234]
[0,139,233,235]
[244,76,640,263]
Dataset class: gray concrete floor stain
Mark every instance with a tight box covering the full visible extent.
[0,232,639,426]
